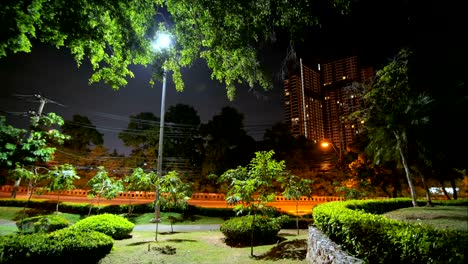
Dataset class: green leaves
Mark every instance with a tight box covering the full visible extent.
[1,0,352,98]
[87,166,123,200]
[0,113,69,168]
[46,164,79,192]
[156,170,191,210]
[220,150,285,214]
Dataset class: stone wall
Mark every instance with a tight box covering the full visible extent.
[306,226,363,264]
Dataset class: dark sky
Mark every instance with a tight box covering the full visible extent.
[0,1,421,156]
[0,43,287,155]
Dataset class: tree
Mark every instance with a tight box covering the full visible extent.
[123,167,154,215]
[163,104,203,168]
[1,0,160,89]
[0,113,70,198]
[87,166,124,215]
[201,106,256,182]
[157,170,191,233]
[281,174,313,235]
[61,115,103,151]
[1,0,352,97]
[261,122,322,175]
[355,49,433,207]
[219,150,285,257]
[44,164,79,213]
[118,112,159,158]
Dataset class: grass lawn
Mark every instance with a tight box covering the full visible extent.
[99,229,308,264]
[384,205,468,232]
[0,207,309,263]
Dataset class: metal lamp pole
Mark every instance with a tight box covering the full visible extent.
[150,32,171,241]
[153,67,167,224]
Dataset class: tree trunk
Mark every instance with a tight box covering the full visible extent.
[419,173,433,206]
[56,194,61,213]
[439,180,451,200]
[381,186,392,198]
[296,199,299,235]
[250,214,255,257]
[394,131,418,207]
[11,178,21,198]
[450,178,458,200]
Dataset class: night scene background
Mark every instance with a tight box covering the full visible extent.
[0,0,466,197]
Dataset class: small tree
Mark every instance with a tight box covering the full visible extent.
[157,170,192,233]
[281,174,313,235]
[45,164,79,213]
[123,167,154,215]
[0,113,70,198]
[87,166,124,215]
[219,150,285,257]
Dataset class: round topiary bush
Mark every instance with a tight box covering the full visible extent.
[220,215,286,246]
[73,213,135,239]
[15,214,70,234]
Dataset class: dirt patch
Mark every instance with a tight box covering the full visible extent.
[201,233,231,248]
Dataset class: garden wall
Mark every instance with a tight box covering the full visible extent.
[306,226,363,264]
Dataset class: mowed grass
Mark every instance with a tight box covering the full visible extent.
[384,205,468,232]
[0,206,308,263]
[98,229,308,264]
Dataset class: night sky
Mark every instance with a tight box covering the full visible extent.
[0,1,426,156]
[0,43,287,155]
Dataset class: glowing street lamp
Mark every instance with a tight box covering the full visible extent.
[151,32,172,225]
[320,141,342,166]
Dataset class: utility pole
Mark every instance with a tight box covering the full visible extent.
[10,93,64,198]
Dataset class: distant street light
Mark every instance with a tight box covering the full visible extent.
[151,32,172,225]
[320,141,342,167]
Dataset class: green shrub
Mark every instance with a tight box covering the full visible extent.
[0,227,113,263]
[313,199,468,263]
[16,215,70,233]
[74,213,135,239]
[220,215,286,246]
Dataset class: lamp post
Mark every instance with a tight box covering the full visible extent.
[320,141,342,168]
[151,32,172,225]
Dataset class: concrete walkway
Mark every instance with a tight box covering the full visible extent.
[134,224,221,232]
[0,219,220,232]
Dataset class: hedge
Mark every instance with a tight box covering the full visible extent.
[313,198,467,263]
[73,213,135,240]
[16,214,70,233]
[0,227,113,263]
[220,215,287,246]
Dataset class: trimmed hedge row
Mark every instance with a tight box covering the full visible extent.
[313,198,467,264]
[16,215,70,234]
[0,228,113,263]
[0,198,237,218]
[0,213,135,262]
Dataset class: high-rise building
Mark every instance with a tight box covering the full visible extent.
[283,56,373,151]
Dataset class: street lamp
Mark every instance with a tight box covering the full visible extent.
[320,141,342,167]
[151,32,172,224]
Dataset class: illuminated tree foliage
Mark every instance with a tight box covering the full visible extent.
[45,164,80,212]
[0,113,70,198]
[0,0,351,98]
[87,166,124,214]
[219,150,285,256]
